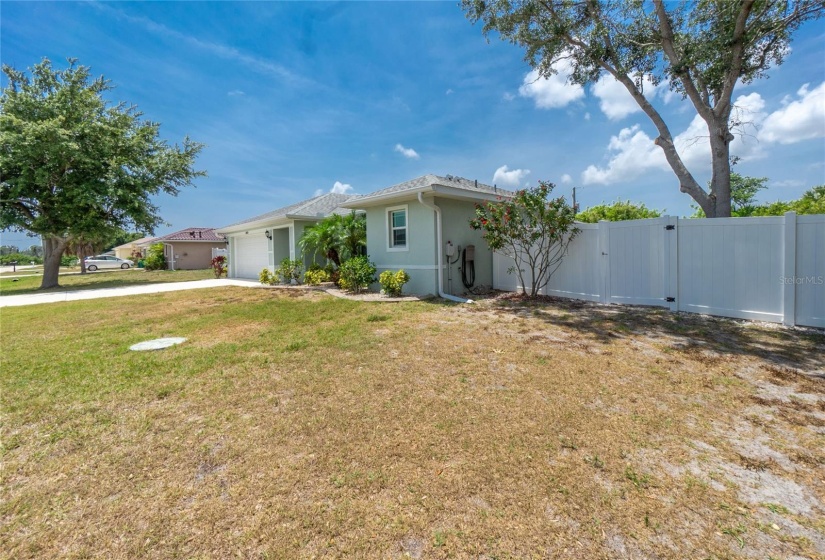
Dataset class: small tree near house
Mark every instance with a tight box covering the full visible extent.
[470,182,579,298]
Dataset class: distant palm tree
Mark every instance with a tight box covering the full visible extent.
[65,234,106,274]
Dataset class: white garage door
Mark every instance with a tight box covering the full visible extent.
[233,234,270,278]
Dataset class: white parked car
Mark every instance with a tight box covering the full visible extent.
[84,255,134,271]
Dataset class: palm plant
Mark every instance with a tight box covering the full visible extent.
[298,212,366,267]
[338,212,366,261]
[299,215,343,267]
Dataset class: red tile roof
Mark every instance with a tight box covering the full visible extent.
[153,228,225,242]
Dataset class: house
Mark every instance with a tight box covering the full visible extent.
[112,236,156,260]
[137,228,227,270]
[339,174,514,299]
[216,193,358,279]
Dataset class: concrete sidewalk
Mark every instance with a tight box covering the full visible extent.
[0,279,261,308]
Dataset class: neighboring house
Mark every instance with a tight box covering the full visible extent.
[137,228,227,270]
[112,236,156,260]
[339,174,514,298]
[216,193,359,279]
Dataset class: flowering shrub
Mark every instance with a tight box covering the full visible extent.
[211,255,227,278]
[338,255,376,294]
[470,182,579,297]
[378,269,410,297]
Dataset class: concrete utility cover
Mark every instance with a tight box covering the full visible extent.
[129,337,187,351]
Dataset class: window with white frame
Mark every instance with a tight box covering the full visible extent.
[387,206,407,250]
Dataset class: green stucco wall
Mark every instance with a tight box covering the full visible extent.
[435,197,493,294]
[361,196,493,297]
[271,227,290,267]
[365,200,437,295]
[292,220,321,269]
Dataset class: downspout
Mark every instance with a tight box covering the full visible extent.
[417,192,473,304]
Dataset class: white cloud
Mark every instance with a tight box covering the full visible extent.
[592,74,672,121]
[315,181,354,197]
[760,82,825,144]
[502,92,515,101]
[728,92,768,161]
[446,88,454,95]
[560,174,572,184]
[581,125,666,185]
[394,143,420,160]
[227,90,245,97]
[330,181,353,194]
[584,112,591,121]
[772,179,805,188]
[582,92,771,185]
[492,165,531,187]
[518,56,584,109]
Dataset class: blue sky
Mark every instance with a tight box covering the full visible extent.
[2,1,824,248]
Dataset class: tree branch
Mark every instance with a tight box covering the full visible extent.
[717,0,755,118]
[652,0,716,121]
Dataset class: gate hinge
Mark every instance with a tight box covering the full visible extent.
[665,297,676,302]
[665,225,676,230]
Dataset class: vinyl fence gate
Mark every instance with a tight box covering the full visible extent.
[492,212,824,328]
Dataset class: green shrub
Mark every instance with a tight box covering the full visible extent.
[275,258,303,284]
[0,253,43,265]
[259,268,275,285]
[304,268,329,286]
[379,269,410,297]
[338,255,376,294]
[324,263,340,286]
[144,243,166,271]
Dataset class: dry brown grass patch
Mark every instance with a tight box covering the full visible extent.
[2,289,824,558]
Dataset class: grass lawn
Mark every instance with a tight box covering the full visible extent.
[2,289,824,558]
[0,268,213,295]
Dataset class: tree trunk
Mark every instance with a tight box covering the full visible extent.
[41,236,67,289]
[707,120,734,217]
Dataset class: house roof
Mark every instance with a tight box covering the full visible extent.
[148,228,225,243]
[113,236,156,250]
[340,174,515,207]
[217,192,361,233]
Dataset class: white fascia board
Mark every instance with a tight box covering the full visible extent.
[217,217,292,235]
[430,185,511,202]
[338,186,433,208]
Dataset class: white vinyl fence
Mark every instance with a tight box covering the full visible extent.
[492,212,824,328]
[212,247,228,260]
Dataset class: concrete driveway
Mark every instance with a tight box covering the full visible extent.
[0,279,261,308]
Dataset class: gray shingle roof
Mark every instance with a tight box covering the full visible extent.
[344,174,515,204]
[219,193,360,229]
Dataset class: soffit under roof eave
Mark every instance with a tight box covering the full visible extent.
[431,184,511,202]
[339,186,434,208]
[339,184,508,208]
[216,216,293,235]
